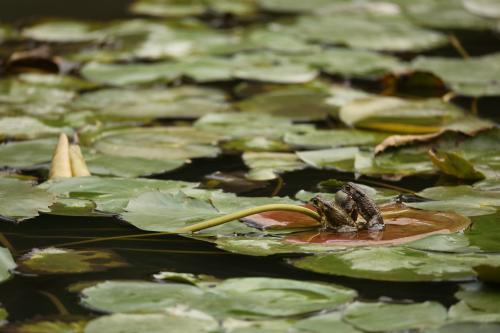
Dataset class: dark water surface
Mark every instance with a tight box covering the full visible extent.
[0,0,499,325]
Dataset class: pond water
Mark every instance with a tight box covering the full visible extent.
[1,0,500,331]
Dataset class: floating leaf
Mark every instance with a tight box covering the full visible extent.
[293,311,360,333]
[0,247,15,284]
[91,127,221,161]
[0,117,70,140]
[0,178,55,221]
[236,84,339,121]
[412,53,500,96]
[464,0,500,19]
[432,322,500,333]
[290,246,500,282]
[22,20,105,42]
[449,283,500,323]
[284,129,387,150]
[222,318,292,333]
[409,185,500,216]
[130,0,257,17]
[73,86,229,121]
[85,312,218,333]
[466,213,500,252]
[40,176,197,214]
[17,248,127,274]
[243,152,307,180]
[343,301,447,332]
[81,277,356,319]
[290,13,447,52]
[339,96,487,134]
[0,138,55,169]
[398,0,495,30]
[297,147,359,172]
[293,48,404,78]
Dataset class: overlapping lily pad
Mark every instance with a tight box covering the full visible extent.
[243,152,306,180]
[449,283,500,323]
[0,178,55,221]
[130,0,257,17]
[290,246,500,282]
[343,301,447,332]
[17,248,127,274]
[81,276,356,319]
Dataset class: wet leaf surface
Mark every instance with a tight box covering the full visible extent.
[0,247,15,284]
[17,248,127,274]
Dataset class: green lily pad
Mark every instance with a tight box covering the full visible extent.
[293,311,360,333]
[257,0,336,13]
[0,247,15,283]
[73,86,229,121]
[297,147,360,172]
[22,20,105,42]
[398,0,495,30]
[428,150,485,181]
[91,127,221,161]
[236,85,338,121]
[40,176,197,214]
[449,283,500,323]
[80,61,180,86]
[243,152,307,180]
[290,13,447,52]
[0,117,69,140]
[293,48,404,78]
[195,112,313,140]
[81,276,356,319]
[17,248,127,274]
[222,318,292,333]
[85,312,219,333]
[406,233,475,253]
[0,178,55,221]
[285,129,387,149]
[339,96,490,134]
[0,138,55,169]
[432,322,500,333]
[234,63,318,84]
[343,301,447,332]
[409,185,500,217]
[290,246,500,282]
[130,0,257,17]
[464,0,500,19]
[466,213,500,252]
[412,53,500,96]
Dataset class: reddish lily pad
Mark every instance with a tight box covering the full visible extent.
[243,203,470,246]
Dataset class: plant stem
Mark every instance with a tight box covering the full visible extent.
[51,204,321,248]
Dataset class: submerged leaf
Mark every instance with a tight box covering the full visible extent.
[17,248,127,274]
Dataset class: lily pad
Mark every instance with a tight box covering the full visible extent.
[237,85,338,121]
[130,0,257,17]
[398,0,495,30]
[91,127,221,161]
[81,277,356,319]
[290,246,500,282]
[449,283,500,323]
[22,20,105,42]
[17,248,127,274]
[73,86,229,121]
[284,129,387,150]
[464,0,500,19]
[339,96,491,134]
[0,117,69,140]
[290,13,447,52]
[412,53,500,96]
[0,247,15,283]
[466,213,500,252]
[0,138,56,169]
[85,312,219,333]
[297,147,360,172]
[243,152,307,180]
[40,176,197,214]
[3,317,87,333]
[409,184,500,216]
[293,48,404,78]
[0,178,55,221]
[343,301,447,332]
[292,311,360,333]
